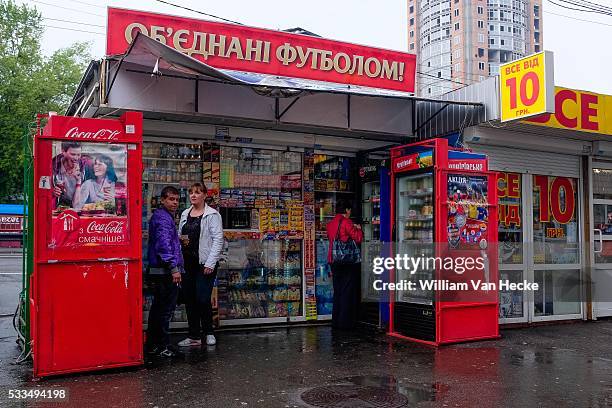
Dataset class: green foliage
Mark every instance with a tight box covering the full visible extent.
[0,0,90,200]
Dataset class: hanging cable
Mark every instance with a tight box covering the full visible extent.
[544,9,612,26]
[418,71,471,86]
[43,16,105,28]
[154,0,244,25]
[25,0,105,17]
[43,24,104,35]
[547,0,612,15]
[67,0,106,9]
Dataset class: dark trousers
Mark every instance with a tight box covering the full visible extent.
[331,262,360,330]
[183,257,217,339]
[146,274,179,348]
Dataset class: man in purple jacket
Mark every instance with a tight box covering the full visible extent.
[146,186,184,357]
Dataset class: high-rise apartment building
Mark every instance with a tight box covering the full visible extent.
[409,0,543,96]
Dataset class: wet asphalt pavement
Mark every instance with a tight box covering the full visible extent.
[0,319,611,408]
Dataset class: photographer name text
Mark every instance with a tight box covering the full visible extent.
[373,279,538,292]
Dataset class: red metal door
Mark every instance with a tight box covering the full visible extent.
[31,112,143,377]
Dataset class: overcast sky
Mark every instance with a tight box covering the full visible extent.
[17,0,612,94]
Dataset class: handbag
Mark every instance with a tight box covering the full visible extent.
[331,218,361,265]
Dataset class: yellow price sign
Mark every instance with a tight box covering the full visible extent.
[499,51,555,122]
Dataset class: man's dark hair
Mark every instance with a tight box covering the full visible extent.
[61,141,81,151]
[335,199,353,214]
[160,186,180,199]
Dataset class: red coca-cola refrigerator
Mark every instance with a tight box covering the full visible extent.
[31,112,143,377]
[388,138,499,345]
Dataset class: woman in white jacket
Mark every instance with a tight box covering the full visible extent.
[177,183,224,347]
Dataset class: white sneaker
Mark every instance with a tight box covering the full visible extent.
[177,337,202,347]
[205,335,216,346]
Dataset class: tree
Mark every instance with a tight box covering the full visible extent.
[0,0,90,200]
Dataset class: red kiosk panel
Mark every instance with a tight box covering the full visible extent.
[32,113,143,377]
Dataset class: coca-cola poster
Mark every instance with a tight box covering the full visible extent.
[50,141,129,248]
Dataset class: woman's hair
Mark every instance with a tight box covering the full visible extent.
[335,199,353,214]
[188,182,207,194]
[95,154,118,182]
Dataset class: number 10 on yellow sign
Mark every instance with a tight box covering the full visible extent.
[499,51,555,122]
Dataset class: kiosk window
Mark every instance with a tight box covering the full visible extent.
[532,175,578,264]
[497,172,522,264]
[593,168,612,200]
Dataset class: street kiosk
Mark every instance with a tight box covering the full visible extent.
[389,138,499,345]
[31,112,143,377]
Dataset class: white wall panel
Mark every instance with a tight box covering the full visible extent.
[350,95,413,134]
[197,81,275,120]
[108,68,194,113]
[278,93,347,128]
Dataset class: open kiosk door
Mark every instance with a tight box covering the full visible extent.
[31,112,143,377]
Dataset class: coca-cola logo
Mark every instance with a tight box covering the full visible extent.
[86,220,125,234]
[65,127,121,141]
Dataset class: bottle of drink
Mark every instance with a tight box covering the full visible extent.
[115,184,127,216]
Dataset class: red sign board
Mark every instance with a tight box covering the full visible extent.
[447,158,488,172]
[41,114,142,144]
[51,211,129,248]
[0,215,22,233]
[106,8,416,93]
[392,154,419,172]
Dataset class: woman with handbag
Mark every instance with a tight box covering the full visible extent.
[326,200,363,330]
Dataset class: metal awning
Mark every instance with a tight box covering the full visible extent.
[67,33,485,152]
[113,33,426,99]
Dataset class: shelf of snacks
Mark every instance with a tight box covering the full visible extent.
[220,301,302,320]
[143,159,201,184]
[218,147,304,251]
[217,237,303,320]
[314,189,354,194]
[143,143,202,160]
[142,157,202,162]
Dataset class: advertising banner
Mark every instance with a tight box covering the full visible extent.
[499,51,555,122]
[106,8,416,93]
[50,142,129,249]
[525,87,612,135]
[0,215,23,233]
[392,151,433,173]
[447,174,489,249]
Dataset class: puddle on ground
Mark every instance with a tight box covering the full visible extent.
[344,375,441,404]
